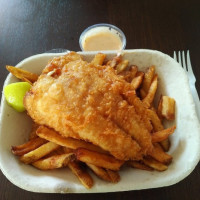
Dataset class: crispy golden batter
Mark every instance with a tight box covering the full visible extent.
[24,52,153,160]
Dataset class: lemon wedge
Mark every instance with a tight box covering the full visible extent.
[4,82,31,112]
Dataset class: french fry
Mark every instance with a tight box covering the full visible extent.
[11,137,47,156]
[32,153,75,170]
[36,126,107,154]
[147,109,170,151]
[116,60,129,74]
[68,161,94,189]
[140,89,146,99]
[75,148,124,171]
[106,55,121,68]
[86,163,111,182]
[127,160,153,171]
[47,146,70,157]
[148,109,164,132]
[119,65,138,82]
[160,139,170,152]
[161,96,176,120]
[149,143,172,165]
[21,77,32,85]
[152,126,176,143]
[157,95,163,120]
[62,147,74,154]
[46,147,74,159]
[131,72,144,90]
[143,156,168,171]
[140,66,155,99]
[87,162,120,183]
[129,65,138,78]
[142,75,158,108]
[91,53,106,66]
[20,142,59,164]
[6,65,38,83]
[106,170,120,183]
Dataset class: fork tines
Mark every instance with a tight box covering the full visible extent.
[173,50,187,71]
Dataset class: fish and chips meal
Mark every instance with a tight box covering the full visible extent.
[7,52,176,189]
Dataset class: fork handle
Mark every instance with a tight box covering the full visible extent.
[190,84,200,121]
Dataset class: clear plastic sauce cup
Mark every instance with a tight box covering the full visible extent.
[79,24,126,51]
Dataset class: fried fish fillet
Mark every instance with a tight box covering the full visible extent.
[24,52,153,160]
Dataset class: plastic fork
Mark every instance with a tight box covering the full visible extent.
[173,50,200,121]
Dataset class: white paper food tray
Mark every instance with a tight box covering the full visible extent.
[0,49,200,193]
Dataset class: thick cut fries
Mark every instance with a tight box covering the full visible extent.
[148,109,164,132]
[116,60,129,74]
[149,143,172,165]
[91,53,106,66]
[62,147,74,154]
[152,126,176,143]
[6,65,38,83]
[36,126,107,154]
[32,153,74,170]
[75,148,124,171]
[68,161,94,189]
[161,96,176,120]
[140,66,155,99]
[148,109,170,151]
[11,137,47,156]
[129,66,138,78]
[142,75,158,108]
[86,163,112,182]
[143,156,168,171]
[46,146,67,157]
[106,55,121,68]
[157,97,163,120]
[160,139,170,152]
[127,161,153,171]
[131,72,144,90]
[106,170,120,183]
[20,142,59,164]
[86,163,120,183]
[120,65,138,82]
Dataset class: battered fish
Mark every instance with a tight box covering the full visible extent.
[24,52,153,160]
